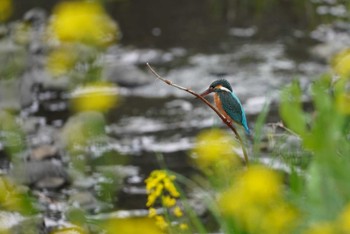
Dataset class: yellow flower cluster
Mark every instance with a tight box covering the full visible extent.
[192,129,240,174]
[332,49,350,114]
[332,49,350,78]
[70,82,119,112]
[145,170,179,207]
[145,170,186,231]
[0,0,12,22]
[49,1,118,47]
[103,217,163,234]
[219,165,299,234]
[0,177,27,213]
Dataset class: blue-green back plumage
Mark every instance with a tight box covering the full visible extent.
[218,91,250,134]
[210,79,250,134]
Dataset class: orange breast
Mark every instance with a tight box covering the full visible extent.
[214,93,233,122]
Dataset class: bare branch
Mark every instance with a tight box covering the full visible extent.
[146,63,249,164]
[268,122,300,138]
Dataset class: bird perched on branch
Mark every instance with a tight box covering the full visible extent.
[200,79,251,135]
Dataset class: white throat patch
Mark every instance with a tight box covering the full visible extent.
[218,86,231,92]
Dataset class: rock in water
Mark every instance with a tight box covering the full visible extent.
[11,161,69,189]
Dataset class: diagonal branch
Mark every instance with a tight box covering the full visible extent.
[146,63,249,164]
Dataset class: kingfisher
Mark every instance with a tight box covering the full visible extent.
[200,79,251,135]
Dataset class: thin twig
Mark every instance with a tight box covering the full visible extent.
[267,122,300,138]
[146,63,249,164]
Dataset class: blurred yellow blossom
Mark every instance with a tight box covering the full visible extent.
[70,82,119,112]
[0,176,30,213]
[304,204,350,234]
[47,46,78,76]
[219,165,298,234]
[239,165,282,202]
[192,129,240,172]
[332,49,350,77]
[50,1,118,46]
[338,203,350,233]
[180,223,188,230]
[162,195,176,207]
[104,217,163,234]
[0,0,12,22]
[261,203,299,234]
[154,215,168,230]
[148,208,157,218]
[173,206,183,217]
[303,222,337,234]
[336,92,350,115]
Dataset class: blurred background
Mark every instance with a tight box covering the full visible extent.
[0,0,349,233]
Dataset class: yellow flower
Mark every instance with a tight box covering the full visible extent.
[220,166,282,214]
[336,92,350,115]
[261,203,299,234]
[162,195,176,207]
[163,178,180,198]
[0,176,28,213]
[154,215,168,230]
[70,82,119,112]
[145,171,166,192]
[0,0,12,22]
[145,170,180,207]
[49,1,118,46]
[338,203,350,232]
[173,206,183,217]
[303,222,337,234]
[146,192,157,207]
[104,217,163,234]
[240,165,282,202]
[148,208,157,218]
[332,49,350,77]
[180,223,188,230]
[155,184,164,197]
[47,46,78,76]
[192,129,240,171]
[218,166,298,234]
[145,169,182,228]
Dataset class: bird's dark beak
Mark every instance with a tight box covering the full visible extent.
[199,87,213,97]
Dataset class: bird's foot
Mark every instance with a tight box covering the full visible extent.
[223,118,232,125]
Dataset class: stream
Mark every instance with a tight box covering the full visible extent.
[0,0,349,232]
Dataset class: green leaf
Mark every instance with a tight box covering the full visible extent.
[279,80,307,137]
